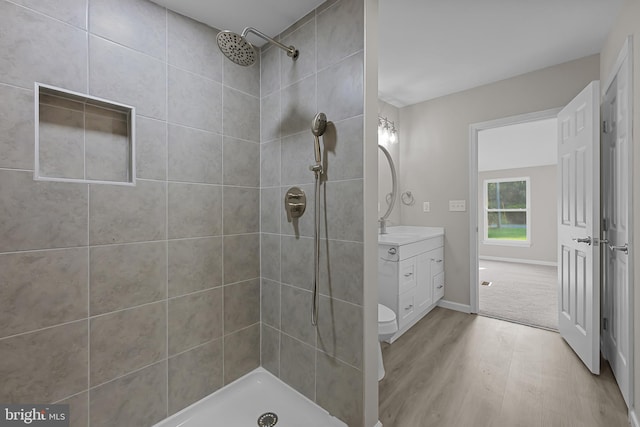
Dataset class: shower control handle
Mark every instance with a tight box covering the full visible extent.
[284,187,306,222]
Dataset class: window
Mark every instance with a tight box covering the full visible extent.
[484,177,530,244]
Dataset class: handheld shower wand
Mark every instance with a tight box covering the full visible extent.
[310,113,327,326]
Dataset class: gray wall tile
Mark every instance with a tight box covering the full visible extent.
[136,116,167,180]
[261,279,281,328]
[0,321,87,403]
[281,18,316,87]
[89,361,167,427]
[317,52,364,123]
[261,92,281,143]
[168,183,222,239]
[316,0,364,70]
[57,391,88,427]
[168,237,222,297]
[168,11,222,82]
[168,339,223,415]
[261,188,281,234]
[317,296,363,369]
[224,56,260,98]
[223,234,260,284]
[89,36,166,120]
[260,45,280,98]
[223,187,259,234]
[321,179,364,242]
[0,1,87,92]
[316,351,363,427]
[85,113,130,182]
[90,179,166,245]
[280,334,315,400]
[38,104,85,179]
[281,75,316,137]
[223,324,260,384]
[15,0,87,29]
[281,236,314,291]
[321,115,364,181]
[280,285,316,346]
[319,239,363,305]
[223,87,260,142]
[0,84,34,170]
[0,170,88,252]
[0,248,87,339]
[90,302,166,386]
[168,67,222,133]
[223,137,259,187]
[261,324,280,376]
[281,131,315,186]
[90,0,166,60]
[261,233,281,281]
[168,288,222,355]
[90,242,167,315]
[168,124,222,184]
[224,279,260,334]
[260,140,281,187]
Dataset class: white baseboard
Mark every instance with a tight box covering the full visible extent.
[479,255,557,267]
[438,299,472,313]
[630,408,639,427]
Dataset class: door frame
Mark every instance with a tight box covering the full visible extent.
[469,108,562,313]
[602,35,634,408]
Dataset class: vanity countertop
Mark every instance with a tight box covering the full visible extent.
[378,226,444,246]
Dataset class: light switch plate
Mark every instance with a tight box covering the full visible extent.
[449,200,466,211]
[423,202,430,212]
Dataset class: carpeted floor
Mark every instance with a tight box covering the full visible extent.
[479,260,558,331]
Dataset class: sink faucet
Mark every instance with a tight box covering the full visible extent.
[379,218,387,234]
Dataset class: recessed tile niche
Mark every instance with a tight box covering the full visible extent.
[35,83,136,185]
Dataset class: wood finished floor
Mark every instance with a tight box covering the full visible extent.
[379,308,629,427]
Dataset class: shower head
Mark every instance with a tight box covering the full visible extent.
[216,27,298,67]
[216,30,257,66]
[311,113,327,137]
[311,112,327,164]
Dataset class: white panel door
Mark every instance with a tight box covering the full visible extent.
[557,81,600,374]
[602,45,632,407]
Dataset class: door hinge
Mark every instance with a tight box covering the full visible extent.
[602,120,608,134]
[603,318,608,330]
[602,218,608,232]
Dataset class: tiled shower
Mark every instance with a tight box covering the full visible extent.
[0,0,366,426]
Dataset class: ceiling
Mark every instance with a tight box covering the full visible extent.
[152,0,624,108]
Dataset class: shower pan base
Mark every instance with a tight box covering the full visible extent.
[153,367,346,427]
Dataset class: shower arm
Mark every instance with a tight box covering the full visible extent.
[241,27,299,59]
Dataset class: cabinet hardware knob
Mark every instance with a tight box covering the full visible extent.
[388,248,397,255]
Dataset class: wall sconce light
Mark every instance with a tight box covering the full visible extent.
[378,115,398,146]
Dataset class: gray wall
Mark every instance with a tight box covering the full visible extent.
[478,165,557,264]
[599,0,640,416]
[258,0,366,425]
[398,54,600,306]
[0,0,261,425]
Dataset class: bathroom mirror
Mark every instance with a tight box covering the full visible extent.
[378,144,398,224]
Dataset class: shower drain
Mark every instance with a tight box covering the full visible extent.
[257,412,278,427]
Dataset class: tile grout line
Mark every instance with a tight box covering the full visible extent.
[85,3,91,421]
[164,6,170,417]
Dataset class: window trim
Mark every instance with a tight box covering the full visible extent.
[483,177,531,246]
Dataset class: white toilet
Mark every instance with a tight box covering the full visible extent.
[378,303,398,381]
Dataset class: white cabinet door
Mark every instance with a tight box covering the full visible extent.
[416,252,432,310]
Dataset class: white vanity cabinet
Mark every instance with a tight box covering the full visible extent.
[378,226,445,343]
